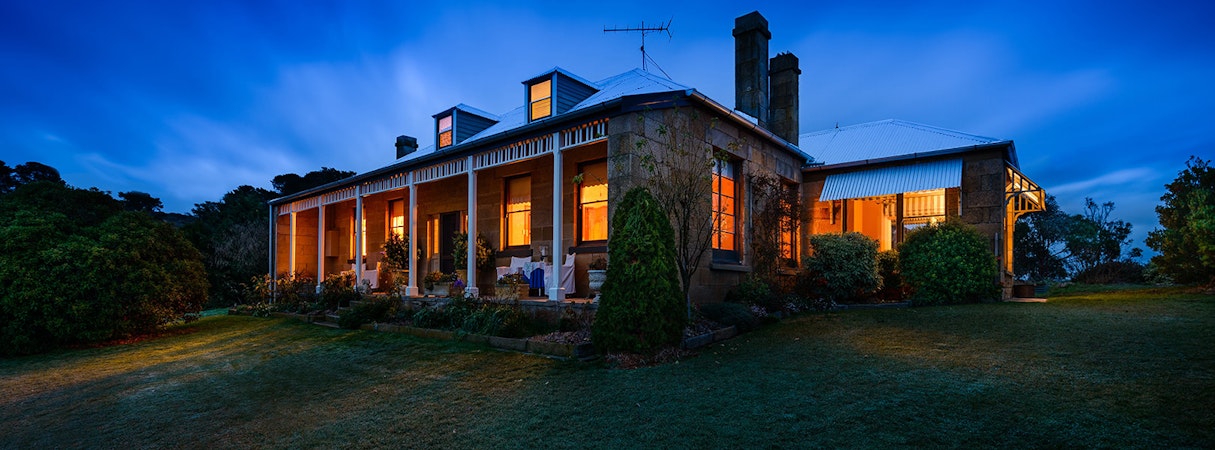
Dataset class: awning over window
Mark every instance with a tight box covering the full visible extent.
[820,159,962,201]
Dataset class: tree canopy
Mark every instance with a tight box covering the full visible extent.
[1147,156,1215,285]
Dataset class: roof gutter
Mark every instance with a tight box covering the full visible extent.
[801,140,1014,173]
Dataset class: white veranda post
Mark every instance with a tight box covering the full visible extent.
[407,174,420,297]
[550,131,565,301]
[465,155,479,297]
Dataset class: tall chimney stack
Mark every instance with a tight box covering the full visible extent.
[395,135,417,159]
[769,52,800,143]
[734,11,770,127]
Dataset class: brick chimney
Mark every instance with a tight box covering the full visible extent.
[734,11,770,127]
[395,135,417,159]
[768,52,800,143]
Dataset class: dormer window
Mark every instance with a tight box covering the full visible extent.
[437,114,453,148]
[529,80,552,121]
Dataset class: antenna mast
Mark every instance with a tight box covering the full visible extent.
[604,18,673,76]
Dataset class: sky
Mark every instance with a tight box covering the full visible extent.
[2,0,1213,253]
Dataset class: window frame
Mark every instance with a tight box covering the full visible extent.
[528,79,552,121]
[503,174,532,248]
[437,113,453,148]
[576,159,609,245]
[711,158,740,262]
[388,199,405,238]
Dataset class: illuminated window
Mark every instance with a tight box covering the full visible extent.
[779,184,797,262]
[578,160,608,242]
[505,176,531,246]
[389,199,405,237]
[438,114,453,148]
[712,159,737,252]
[529,80,552,121]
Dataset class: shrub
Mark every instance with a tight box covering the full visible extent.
[273,274,317,313]
[1072,260,1146,284]
[724,277,781,313]
[338,296,398,329]
[592,187,685,353]
[899,218,1000,305]
[800,232,880,302]
[0,183,208,355]
[875,250,908,302]
[320,272,359,310]
[698,302,760,332]
[461,303,533,338]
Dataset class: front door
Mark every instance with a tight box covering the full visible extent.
[439,212,461,273]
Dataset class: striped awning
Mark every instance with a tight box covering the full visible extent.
[820,159,962,201]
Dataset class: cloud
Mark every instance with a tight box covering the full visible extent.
[1047,168,1158,197]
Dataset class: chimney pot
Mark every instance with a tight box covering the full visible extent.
[769,52,801,143]
[734,11,770,128]
[395,135,418,159]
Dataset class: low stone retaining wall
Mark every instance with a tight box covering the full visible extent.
[359,323,597,360]
[681,326,738,349]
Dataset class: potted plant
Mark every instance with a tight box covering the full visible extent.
[423,271,456,297]
[495,273,529,300]
[587,257,607,301]
[452,232,496,281]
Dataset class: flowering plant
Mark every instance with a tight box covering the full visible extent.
[496,273,528,287]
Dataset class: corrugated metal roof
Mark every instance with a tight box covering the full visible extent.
[800,120,1003,166]
[394,69,688,163]
[570,69,690,112]
[820,158,962,201]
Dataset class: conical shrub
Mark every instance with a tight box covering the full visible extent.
[592,187,685,353]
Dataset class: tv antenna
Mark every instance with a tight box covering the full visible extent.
[604,18,673,78]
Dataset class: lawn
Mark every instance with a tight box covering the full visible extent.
[2,286,1212,448]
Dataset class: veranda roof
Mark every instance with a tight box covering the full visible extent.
[819,158,962,201]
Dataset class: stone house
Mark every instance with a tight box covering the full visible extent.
[267,11,1043,302]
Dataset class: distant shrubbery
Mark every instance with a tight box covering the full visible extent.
[899,218,1000,305]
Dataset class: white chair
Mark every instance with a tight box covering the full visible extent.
[559,254,575,297]
[497,256,533,280]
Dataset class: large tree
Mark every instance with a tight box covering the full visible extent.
[184,185,277,306]
[272,167,354,196]
[1014,194,1072,282]
[0,160,63,194]
[1147,156,1215,285]
[1065,198,1136,274]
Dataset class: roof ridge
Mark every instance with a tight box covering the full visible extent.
[800,118,1001,143]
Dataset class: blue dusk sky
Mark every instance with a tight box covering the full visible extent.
[2,0,1212,252]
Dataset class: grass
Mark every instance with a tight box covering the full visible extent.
[2,286,1212,448]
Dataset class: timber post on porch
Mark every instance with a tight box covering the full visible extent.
[407,173,420,297]
[316,204,325,292]
[465,155,480,298]
[354,185,364,288]
[549,130,565,301]
[268,204,276,302]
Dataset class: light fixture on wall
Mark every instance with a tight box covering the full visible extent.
[540,245,549,261]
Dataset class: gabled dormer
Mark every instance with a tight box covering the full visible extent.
[434,104,499,149]
[523,67,599,123]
